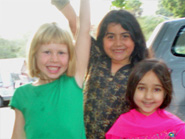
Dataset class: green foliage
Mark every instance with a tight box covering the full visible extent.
[137,16,165,41]
[0,37,28,59]
[111,0,143,17]
[156,0,173,17]
[111,0,127,9]
[125,0,142,17]
[175,47,185,54]
[161,0,185,17]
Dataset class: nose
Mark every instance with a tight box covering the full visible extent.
[144,90,153,99]
[50,53,59,62]
[115,37,122,47]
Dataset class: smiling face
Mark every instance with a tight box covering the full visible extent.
[134,70,165,116]
[103,23,135,65]
[36,43,69,83]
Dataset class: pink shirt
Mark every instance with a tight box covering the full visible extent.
[106,109,185,139]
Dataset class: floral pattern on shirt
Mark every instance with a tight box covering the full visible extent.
[83,38,131,139]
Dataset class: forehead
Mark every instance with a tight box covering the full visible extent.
[139,71,162,86]
[39,43,68,50]
[106,23,129,34]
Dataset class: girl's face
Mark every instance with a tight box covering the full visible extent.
[134,71,165,116]
[103,23,135,65]
[36,43,69,82]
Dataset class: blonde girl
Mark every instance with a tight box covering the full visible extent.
[10,0,90,138]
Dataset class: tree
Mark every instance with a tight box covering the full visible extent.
[138,16,165,41]
[0,38,27,59]
[111,0,142,17]
[125,0,142,17]
[111,0,127,9]
[156,0,174,17]
[161,0,185,17]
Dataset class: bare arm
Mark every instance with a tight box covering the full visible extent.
[51,0,77,37]
[11,109,26,139]
[75,0,91,87]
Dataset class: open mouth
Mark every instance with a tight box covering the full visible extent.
[47,66,60,73]
[113,48,126,53]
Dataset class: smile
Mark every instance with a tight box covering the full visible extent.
[47,66,60,73]
[143,102,154,107]
[113,49,125,53]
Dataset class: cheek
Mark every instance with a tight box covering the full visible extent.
[127,41,135,52]
[60,55,69,65]
[36,55,45,65]
[133,92,141,104]
[157,94,165,103]
[103,39,112,50]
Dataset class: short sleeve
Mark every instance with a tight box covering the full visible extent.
[51,0,69,10]
[9,87,24,112]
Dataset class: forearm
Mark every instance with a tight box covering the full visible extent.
[62,3,77,37]
[79,0,90,32]
[75,0,91,87]
[51,0,77,37]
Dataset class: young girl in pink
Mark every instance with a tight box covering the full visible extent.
[106,59,185,139]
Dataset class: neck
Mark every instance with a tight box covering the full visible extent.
[111,60,130,74]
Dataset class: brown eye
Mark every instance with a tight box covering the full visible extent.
[137,86,145,91]
[154,88,162,92]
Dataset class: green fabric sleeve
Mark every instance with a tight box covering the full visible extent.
[9,88,23,112]
[51,0,70,10]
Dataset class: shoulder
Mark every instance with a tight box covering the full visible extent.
[14,83,32,94]
[59,74,81,89]
[160,109,185,124]
[59,74,75,82]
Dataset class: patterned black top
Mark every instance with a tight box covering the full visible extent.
[84,38,131,139]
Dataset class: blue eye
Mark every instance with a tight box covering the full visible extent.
[44,51,50,54]
[59,51,65,55]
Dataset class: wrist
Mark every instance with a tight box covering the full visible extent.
[51,0,70,10]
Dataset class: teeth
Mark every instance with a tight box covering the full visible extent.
[144,102,153,105]
[48,67,58,71]
[114,50,124,52]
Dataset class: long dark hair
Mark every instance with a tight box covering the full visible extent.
[96,9,149,67]
[126,59,173,109]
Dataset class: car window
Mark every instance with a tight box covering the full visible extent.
[171,26,185,56]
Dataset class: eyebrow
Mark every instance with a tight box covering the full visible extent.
[137,82,163,87]
[105,31,130,36]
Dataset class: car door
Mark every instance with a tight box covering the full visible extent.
[149,18,185,121]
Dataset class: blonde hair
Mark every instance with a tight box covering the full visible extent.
[27,22,75,78]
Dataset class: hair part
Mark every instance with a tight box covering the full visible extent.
[27,22,75,78]
[126,58,173,110]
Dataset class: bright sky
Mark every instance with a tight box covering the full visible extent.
[0,0,111,39]
[0,0,158,40]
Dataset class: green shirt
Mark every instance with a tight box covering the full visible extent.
[10,75,86,139]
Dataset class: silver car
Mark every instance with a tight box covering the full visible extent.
[148,18,185,121]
